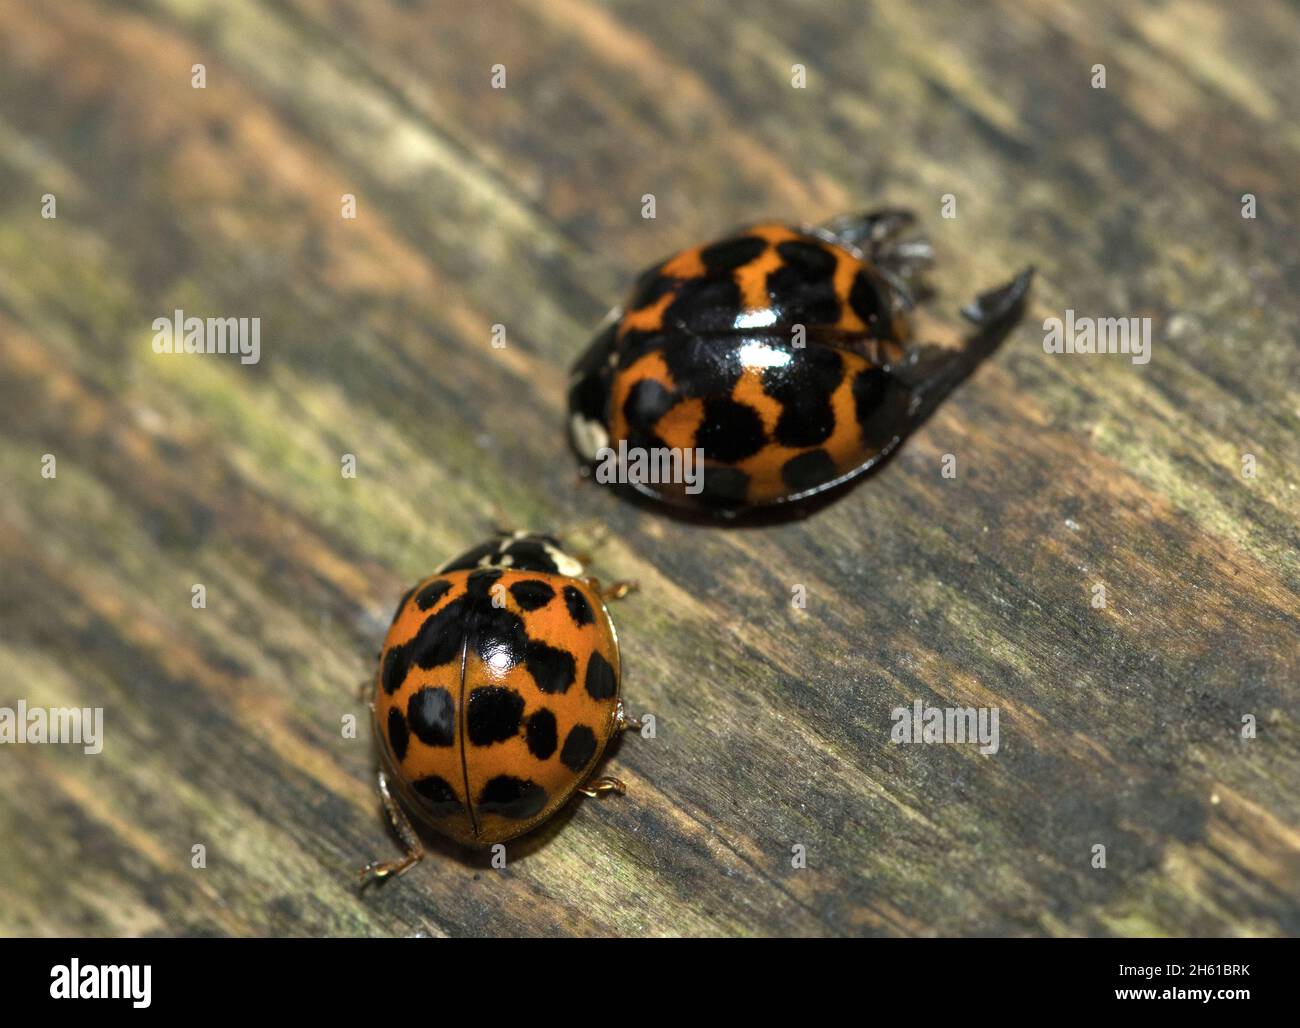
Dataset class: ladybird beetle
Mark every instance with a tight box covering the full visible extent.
[568,209,1033,514]
[361,531,639,880]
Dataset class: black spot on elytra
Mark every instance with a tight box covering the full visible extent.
[615,326,671,370]
[774,284,840,330]
[767,240,841,326]
[851,366,912,454]
[849,269,891,336]
[777,239,838,277]
[525,640,576,694]
[380,646,408,695]
[387,708,409,762]
[852,365,889,424]
[509,579,555,612]
[699,235,767,272]
[467,686,525,746]
[414,578,453,611]
[407,686,455,747]
[563,585,594,627]
[412,775,460,817]
[696,398,766,462]
[383,594,470,693]
[408,595,469,670]
[625,330,743,400]
[623,378,677,433]
[626,269,678,312]
[781,449,839,494]
[466,568,503,602]
[560,724,598,772]
[697,464,751,508]
[663,276,743,333]
[763,345,843,447]
[472,605,527,674]
[477,776,548,820]
[584,651,617,700]
[525,708,558,759]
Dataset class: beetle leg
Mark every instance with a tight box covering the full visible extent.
[584,576,638,602]
[819,208,916,251]
[578,776,627,798]
[818,208,933,298]
[600,579,638,602]
[615,699,642,734]
[359,771,425,884]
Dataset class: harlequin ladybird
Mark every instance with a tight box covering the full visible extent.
[568,209,1033,514]
[361,531,639,880]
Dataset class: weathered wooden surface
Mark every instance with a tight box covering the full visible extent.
[0,0,1297,937]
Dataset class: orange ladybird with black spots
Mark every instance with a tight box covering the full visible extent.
[568,209,1032,514]
[363,532,639,879]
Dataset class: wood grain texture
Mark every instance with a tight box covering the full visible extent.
[0,0,1296,937]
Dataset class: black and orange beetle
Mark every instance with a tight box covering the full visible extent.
[568,209,1032,514]
[362,531,638,880]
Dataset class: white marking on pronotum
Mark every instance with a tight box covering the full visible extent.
[483,533,583,577]
[542,542,584,578]
[570,411,610,462]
